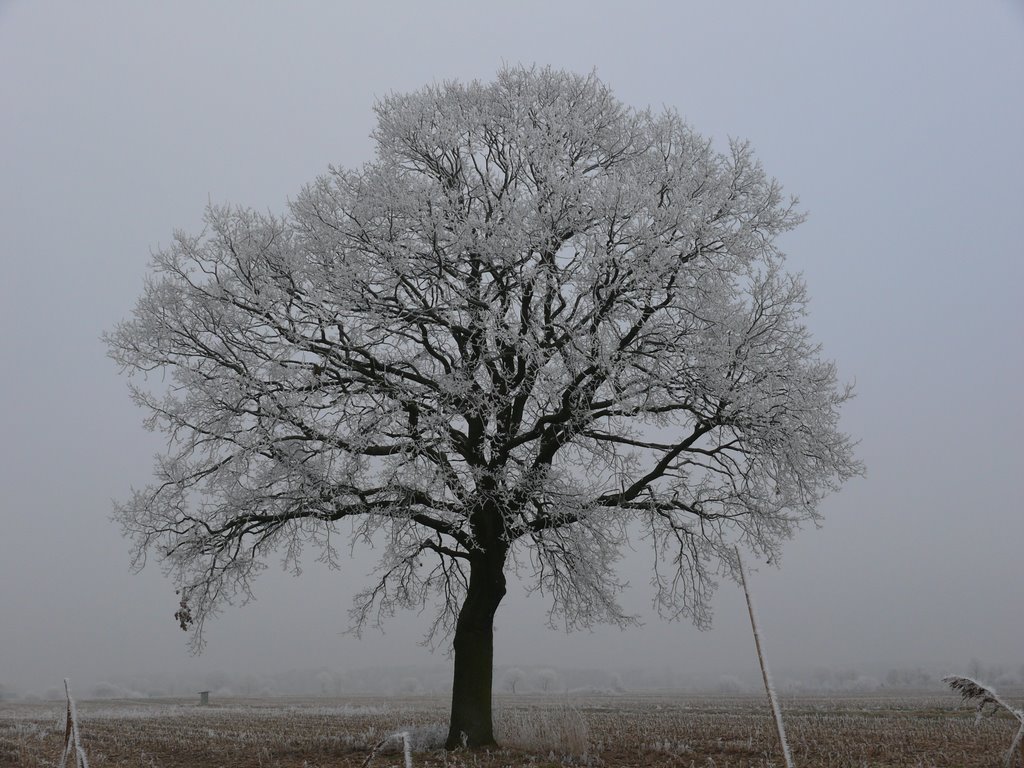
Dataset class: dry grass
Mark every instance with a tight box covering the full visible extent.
[2,690,1021,767]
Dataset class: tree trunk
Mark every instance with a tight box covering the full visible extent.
[445,547,507,749]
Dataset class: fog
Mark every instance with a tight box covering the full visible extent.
[2,2,1022,699]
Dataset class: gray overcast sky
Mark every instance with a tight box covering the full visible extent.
[2,1,1022,694]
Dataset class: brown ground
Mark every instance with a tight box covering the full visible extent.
[2,691,1021,767]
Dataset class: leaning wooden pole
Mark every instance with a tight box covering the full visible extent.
[58,679,90,768]
[737,548,794,768]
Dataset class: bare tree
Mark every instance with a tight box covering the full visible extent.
[500,667,525,695]
[536,668,561,693]
[106,66,861,748]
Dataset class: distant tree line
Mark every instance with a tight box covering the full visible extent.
[5,660,1021,701]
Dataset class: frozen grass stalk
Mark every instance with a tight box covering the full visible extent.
[399,730,412,768]
[737,548,794,768]
[944,675,1024,767]
[361,730,413,768]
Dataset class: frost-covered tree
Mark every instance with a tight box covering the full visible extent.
[106,66,861,748]
[500,667,525,694]
[536,668,561,693]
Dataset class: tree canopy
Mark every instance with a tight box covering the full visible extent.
[107,66,861,746]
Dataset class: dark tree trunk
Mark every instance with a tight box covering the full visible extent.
[445,546,507,749]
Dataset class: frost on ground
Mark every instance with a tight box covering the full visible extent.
[3,691,1024,767]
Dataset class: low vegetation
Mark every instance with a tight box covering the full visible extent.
[2,691,1022,767]
[943,675,1024,767]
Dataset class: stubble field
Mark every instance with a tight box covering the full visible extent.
[2,691,1020,767]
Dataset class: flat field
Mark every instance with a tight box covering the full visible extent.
[2,691,1020,767]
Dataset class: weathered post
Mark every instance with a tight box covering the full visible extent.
[737,548,794,768]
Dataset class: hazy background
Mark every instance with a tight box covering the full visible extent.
[2,1,1022,698]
